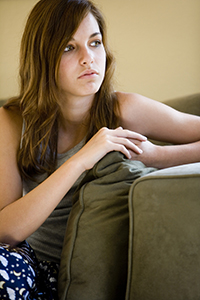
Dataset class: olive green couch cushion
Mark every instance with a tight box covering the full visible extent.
[58,151,156,300]
[126,162,200,300]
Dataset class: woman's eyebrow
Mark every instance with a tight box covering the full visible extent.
[90,32,101,38]
[70,32,101,42]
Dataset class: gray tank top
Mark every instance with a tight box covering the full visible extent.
[24,139,86,264]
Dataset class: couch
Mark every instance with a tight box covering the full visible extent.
[125,94,200,300]
[58,94,200,300]
[1,94,200,300]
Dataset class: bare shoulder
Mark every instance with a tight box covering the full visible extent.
[116,91,139,108]
[116,91,162,113]
[116,91,160,134]
[0,106,22,123]
[0,107,23,143]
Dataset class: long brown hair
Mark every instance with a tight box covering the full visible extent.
[4,0,119,179]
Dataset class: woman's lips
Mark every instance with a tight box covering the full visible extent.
[78,69,98,79]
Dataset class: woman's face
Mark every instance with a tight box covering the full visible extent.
[58,13,106,100]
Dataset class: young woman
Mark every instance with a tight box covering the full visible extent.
[0,0,200,298]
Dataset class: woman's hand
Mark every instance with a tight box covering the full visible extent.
[74,127,147,171]
[128,139,160,167]
[129,138,200,169]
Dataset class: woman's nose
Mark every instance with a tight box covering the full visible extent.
[79,47,94,66]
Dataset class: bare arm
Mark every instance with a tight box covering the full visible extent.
[0,108,86,246]
[0,108,146,246]
[118,92,200,168]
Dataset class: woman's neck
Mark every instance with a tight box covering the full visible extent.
[57,94,93,153]
[59,93,94,126]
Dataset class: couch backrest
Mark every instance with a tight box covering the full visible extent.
[163,93,200,117]
[0,100,6,107]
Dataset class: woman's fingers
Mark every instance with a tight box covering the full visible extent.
[112,127,147,142]
[98,127,145,157]
[110,136,143,155]
[77,127,146,170]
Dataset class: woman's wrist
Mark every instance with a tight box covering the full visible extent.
[152,142,200,169]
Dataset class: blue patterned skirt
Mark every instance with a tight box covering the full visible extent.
[0,241,59,300]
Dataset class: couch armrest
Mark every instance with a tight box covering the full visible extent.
[126,163,200,300]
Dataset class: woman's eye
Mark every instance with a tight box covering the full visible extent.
[64,45,74,52]
[90,40,102,47]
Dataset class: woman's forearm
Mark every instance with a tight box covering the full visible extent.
[0,157,85,247]
[149,141,200,169]
[130,139,200,169]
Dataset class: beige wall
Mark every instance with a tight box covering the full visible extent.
[0,0,199,101]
